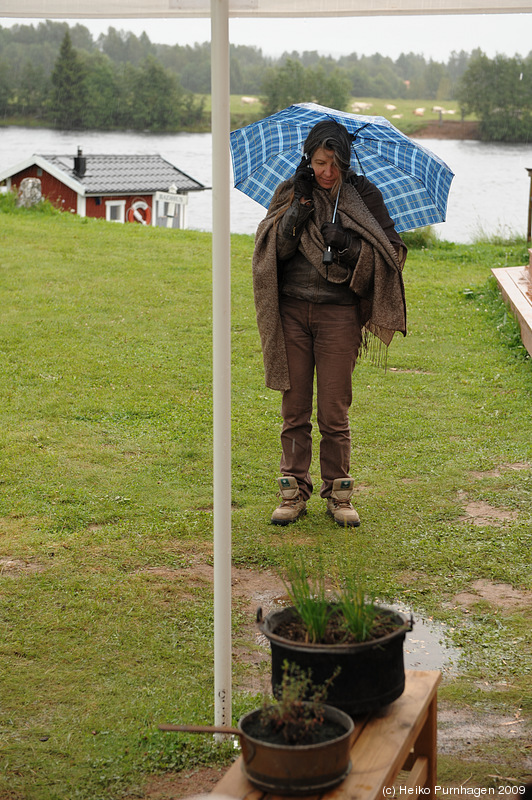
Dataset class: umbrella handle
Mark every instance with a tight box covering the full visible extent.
[331,189,340,223]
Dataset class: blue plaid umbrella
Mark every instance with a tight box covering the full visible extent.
[230,102,454,233]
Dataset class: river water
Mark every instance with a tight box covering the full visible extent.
[1,126,530,243]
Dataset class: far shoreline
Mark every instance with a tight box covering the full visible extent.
[0,119,482,140]
[413,120,480,140]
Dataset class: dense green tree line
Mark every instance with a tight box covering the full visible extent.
[0,21,531,138]
[0,24,205,130]
[456,52,532,141]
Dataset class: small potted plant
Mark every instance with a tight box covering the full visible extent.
[239,661,355,795]
[257,546,413,717]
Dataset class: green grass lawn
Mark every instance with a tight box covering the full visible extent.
[0,202,530,799]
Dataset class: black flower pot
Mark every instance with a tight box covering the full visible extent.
[258,605,412,717]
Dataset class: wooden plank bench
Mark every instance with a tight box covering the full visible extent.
[492,250,532,359]
[212,670,441,800]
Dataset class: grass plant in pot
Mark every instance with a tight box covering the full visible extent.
[238,662,354,795]
[258,547,413,717]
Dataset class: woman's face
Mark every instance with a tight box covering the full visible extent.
[310,147,340,190]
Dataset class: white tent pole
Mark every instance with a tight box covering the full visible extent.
[211,0,232,729]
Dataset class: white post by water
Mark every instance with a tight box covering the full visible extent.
[211,0,232,731]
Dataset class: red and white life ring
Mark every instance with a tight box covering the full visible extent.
[127,200,152,225]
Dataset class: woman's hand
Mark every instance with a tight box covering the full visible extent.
[293,156,314,201]
[321,221,351,251]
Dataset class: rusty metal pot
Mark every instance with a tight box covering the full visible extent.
[159,701,355,796]
[238,703,354,795]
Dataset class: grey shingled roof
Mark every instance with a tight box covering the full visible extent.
[41,153,205,195]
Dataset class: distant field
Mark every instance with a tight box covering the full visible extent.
[200,94,472,135]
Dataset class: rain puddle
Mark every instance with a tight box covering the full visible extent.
[392,603,461,675]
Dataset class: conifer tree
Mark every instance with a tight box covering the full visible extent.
[50,30,87,128]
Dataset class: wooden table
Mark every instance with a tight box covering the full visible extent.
[212,670,441,800]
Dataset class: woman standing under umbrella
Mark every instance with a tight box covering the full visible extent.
[252,120,407,527]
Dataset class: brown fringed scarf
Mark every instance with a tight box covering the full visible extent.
[252,179,407,391]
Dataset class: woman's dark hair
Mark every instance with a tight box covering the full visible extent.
[270,119,354,219]
[303,120,354,176]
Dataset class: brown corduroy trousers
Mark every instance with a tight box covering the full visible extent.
[279,297,362,500]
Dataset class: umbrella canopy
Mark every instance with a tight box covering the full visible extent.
[230,102,454,233]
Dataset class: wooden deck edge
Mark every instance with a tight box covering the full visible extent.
[492,266,532,358]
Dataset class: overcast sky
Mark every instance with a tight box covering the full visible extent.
[1,14,531,62]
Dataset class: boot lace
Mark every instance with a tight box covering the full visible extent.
[332,498,353,510]
[277,493,301,508]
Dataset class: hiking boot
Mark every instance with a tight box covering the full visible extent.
[326,478,361,527]
[271,476,307,526]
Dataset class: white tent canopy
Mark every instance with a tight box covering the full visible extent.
[1,0,529,14]
[3,0,528,731]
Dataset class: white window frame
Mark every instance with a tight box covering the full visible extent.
[105,199,126,223]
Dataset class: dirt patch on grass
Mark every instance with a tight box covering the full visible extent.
[230,567,286,694]
[470,462,530,480]
[457,500,519,525]
[438,706,529,754]
[453,579,532,611]
[0,557,46,575]
[454,462,530,526]
[141,767,227,799]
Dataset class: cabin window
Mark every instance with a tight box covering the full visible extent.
[105,199,126,223]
